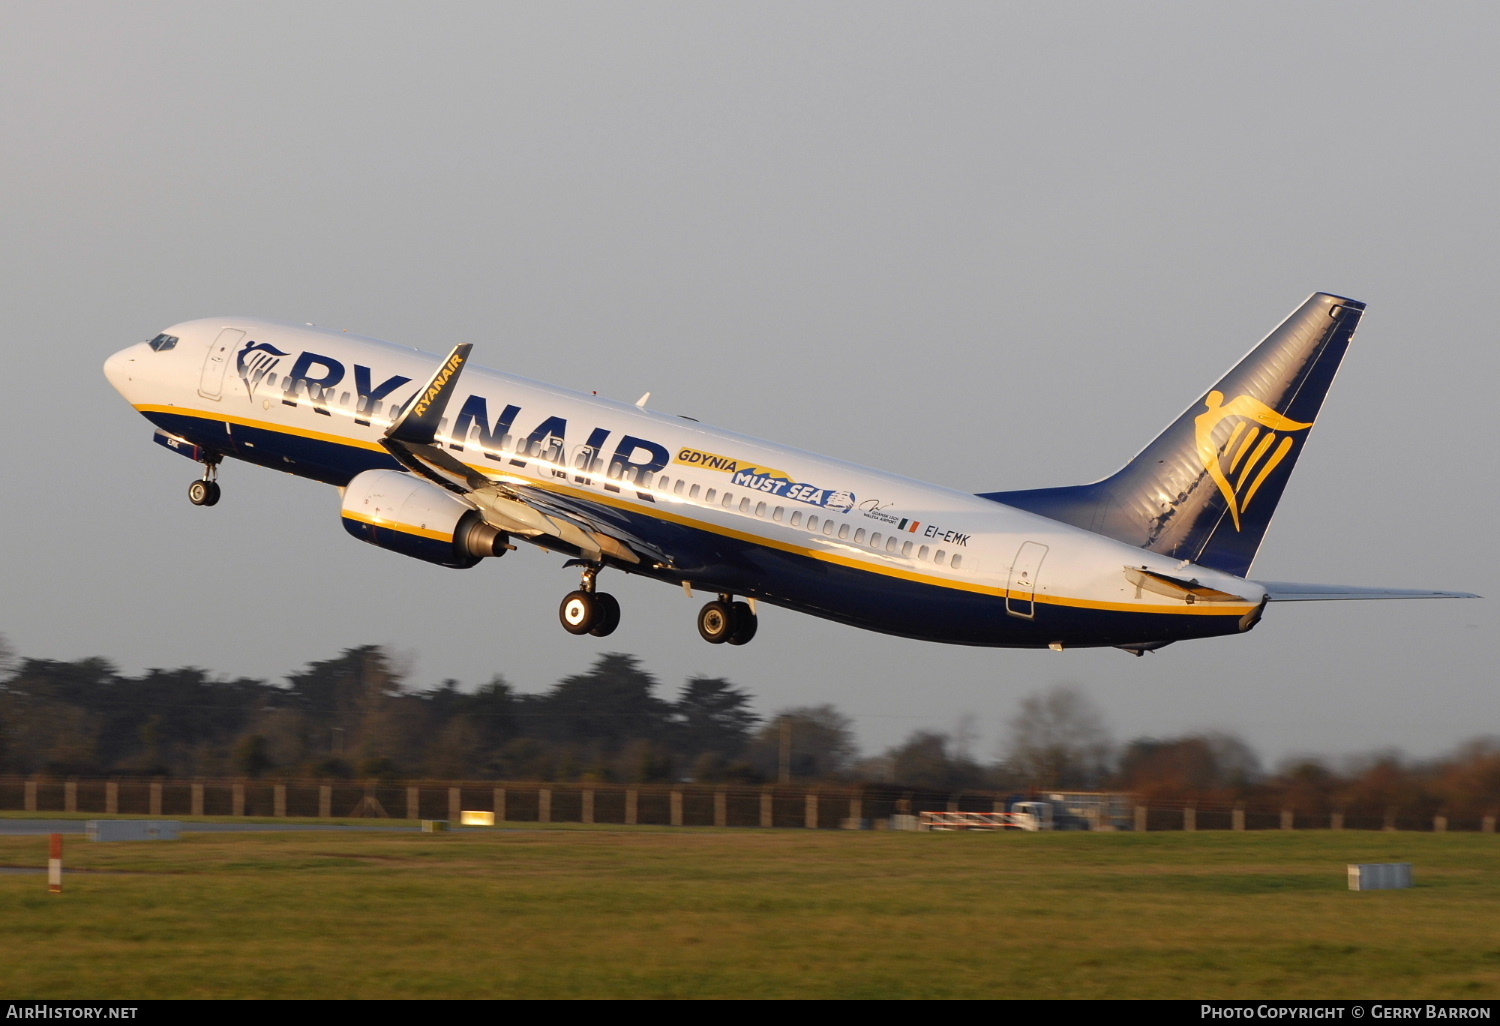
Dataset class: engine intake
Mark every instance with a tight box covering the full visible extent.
[340,469,508,568]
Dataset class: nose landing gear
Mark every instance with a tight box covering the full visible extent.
[557,561,621,637]
[188,456,221,507]
[698,595,757,645]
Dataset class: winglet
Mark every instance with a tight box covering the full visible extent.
[386,344,472,444]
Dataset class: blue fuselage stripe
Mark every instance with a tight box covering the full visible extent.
[144,409,1246,648]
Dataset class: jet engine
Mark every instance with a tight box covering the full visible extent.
[340,469,509,568]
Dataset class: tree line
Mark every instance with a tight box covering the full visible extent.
[0,637,1495,817]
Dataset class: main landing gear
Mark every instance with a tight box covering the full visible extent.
[187,456,221,507]
[558,562,621,638]
[698,595,757,646]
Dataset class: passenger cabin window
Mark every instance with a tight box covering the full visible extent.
[838,524,849,540]
[790,510,802,526]
[773,507,784,522]
[656,475,669,492]
[755,501,767,518]
[739,497,750,512]
[705,488,716,503]
[675,480,686,496]
[339,391,351,407]
[806,516,818,532]
[951,554,962,569]
[935,549,946,564]
[902,540,913,556]
[690,483,701,499]
[824,521,835,536]
[885,536,898,553]
[722,492,734,508]
[870,532,881,548]
[854,528,865,543]
[148,333,178,352]
[918,545,929,560]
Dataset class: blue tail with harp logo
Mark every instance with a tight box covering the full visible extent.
[980,293,1365,578]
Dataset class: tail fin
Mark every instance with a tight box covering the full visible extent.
[980,292,1364,577]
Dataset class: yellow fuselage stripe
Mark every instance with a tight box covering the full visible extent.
[138,404,1254,618]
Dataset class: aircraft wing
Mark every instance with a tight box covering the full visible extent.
[1252,581,1480,602]
[380,344,670,568]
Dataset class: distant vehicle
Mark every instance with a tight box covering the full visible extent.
[104,293,1475,650]
[1008,800,1099,832]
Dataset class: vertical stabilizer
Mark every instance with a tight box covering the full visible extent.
[981,293,1364,577]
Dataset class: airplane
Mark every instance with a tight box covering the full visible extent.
[103,292,1476,654]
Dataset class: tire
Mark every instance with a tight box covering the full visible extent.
[697,600,733,644]
[589,593,621,637]
[188,480,220,507]
[727,601,758,646]
[559,591,598,635]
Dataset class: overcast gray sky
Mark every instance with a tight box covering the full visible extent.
[2,1,1494,767]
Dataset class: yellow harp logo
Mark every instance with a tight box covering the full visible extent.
[1194,391,1313,531]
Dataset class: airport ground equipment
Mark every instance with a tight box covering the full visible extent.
[87,820,181,841]
[1348,863,1413,890]
[918,811,1040,831]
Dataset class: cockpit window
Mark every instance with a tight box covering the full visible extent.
[148,333,178,352]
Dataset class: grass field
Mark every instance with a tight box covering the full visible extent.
[1,822,1497,999]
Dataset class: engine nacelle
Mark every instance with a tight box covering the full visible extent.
[340,469,508,569]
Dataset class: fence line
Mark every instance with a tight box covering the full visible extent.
[0,777,1493,832]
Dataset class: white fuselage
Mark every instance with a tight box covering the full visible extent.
[105,317,1265,647]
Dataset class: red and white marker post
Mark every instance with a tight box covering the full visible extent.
[48,832,62,893]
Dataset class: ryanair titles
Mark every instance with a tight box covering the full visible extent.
[267,347,671,499]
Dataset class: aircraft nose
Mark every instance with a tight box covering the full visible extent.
[103,343,144,397]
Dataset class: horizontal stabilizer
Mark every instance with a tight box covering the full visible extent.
[1253,581,1480,602]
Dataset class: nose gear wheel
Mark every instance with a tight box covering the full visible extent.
[188,455,221,506]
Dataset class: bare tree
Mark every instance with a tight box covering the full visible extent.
[746,705,858,782]
[1002,685,1113,790]
[886,729,988,790]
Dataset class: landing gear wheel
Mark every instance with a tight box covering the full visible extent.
[727,601,758,646]
[188,479,220,507]
[697,600,733,644]
[559,591,598,635]
[589,593,621,637]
